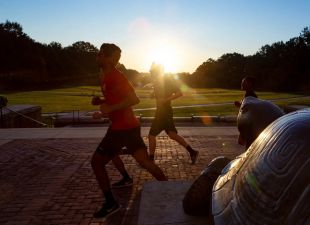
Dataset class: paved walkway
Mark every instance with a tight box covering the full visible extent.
[0,127,242,225]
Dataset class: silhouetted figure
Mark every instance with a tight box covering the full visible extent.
[92,98,133,188]
[234,76,258,108]
[237,96,284,148]
[148,63,199,164]
[91,44,167,219]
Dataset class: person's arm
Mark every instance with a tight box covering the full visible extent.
[158,88,183,105]
[164,89,182,102]
[100,91,139,114]
[91,96,105,105]
[234,100,241,108]
[158,92,182,105]
[162,78,182,103]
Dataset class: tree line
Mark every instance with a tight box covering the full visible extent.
[0,21,140,90]
[0,21,309,92]
[183,27,310,92]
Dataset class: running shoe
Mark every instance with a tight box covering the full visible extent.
[112,177,133,188]
[190,150,199,164]
[93,201,120,218]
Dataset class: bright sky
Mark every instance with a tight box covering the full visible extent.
[1,0,309,73]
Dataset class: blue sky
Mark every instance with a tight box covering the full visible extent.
[1,0,309,73]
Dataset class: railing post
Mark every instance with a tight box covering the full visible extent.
[0,107,3,128]
[0,96,8,128]
[191,114,195,122]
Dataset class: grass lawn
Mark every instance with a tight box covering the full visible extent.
[2,86,309,116]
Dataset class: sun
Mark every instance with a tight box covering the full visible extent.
[147,41,180,73]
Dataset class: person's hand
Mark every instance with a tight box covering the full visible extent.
[100,103,113,114]
[234,101,241,108]
[91,96,102,105]
[92,111,102,119]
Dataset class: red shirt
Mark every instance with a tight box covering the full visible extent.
[100,68,139,129]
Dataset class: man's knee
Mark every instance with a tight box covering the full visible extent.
[133,149,150,166]
[168,132,177,140]
[138,157,155,170]
[91,151,108,169]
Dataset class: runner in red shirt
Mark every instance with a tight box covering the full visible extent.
[91,43,167,219]
[99,67,140,129]
[93,68,136,190]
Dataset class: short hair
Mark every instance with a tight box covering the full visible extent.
[244,76,256,87]
[99,43,121,56]
[150,62,164,76]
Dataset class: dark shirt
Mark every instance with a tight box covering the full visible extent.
[153,77,179,115]
[244,90,258,98]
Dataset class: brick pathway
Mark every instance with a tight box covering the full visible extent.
[0,135,243,225]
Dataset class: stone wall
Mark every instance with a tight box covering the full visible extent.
[0,105,43,128]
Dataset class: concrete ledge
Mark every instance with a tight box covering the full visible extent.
[1,105,42,128]
[52,110,237,127]
[138,181,208,225]
[52,111,110,127]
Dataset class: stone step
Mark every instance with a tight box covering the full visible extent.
[138,181,209,225]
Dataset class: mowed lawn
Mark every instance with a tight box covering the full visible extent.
[2,86,309,116]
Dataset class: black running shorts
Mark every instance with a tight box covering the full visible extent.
[149,108,177,136]
[96,126,147,157]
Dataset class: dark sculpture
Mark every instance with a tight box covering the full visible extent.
[183,98,284,222]
[212,109,310,225]
[182,156,231,216]
[183,108,309,225]
[237,96,284,148]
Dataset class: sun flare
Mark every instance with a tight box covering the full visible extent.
[147,41,180,73]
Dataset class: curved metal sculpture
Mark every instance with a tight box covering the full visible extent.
[183,156,231,217]
[237,96,284,148]
[212,109,310,225]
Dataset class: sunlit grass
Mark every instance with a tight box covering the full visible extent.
[2,86,309,116]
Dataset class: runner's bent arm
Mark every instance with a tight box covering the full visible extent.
[163,89,183,103]
[100,91,139,113]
